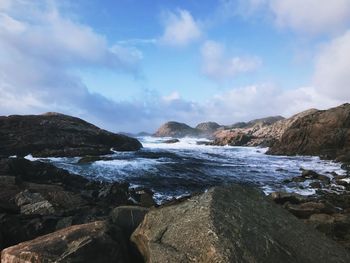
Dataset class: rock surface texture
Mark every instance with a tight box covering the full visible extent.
[0,158,154,251]
[268,103,350,161]
[131,185,350,263]
[0,113,142,157]
[213,110,317,147]
[1,221,129,263]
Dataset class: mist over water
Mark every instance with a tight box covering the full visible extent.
[28,137,346,203]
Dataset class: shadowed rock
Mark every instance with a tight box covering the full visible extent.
[0,113,142,157]
[1,221,129,263]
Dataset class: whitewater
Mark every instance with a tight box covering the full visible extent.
[26,136,346,203]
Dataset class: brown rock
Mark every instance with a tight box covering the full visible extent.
[1,221,129,263]
[268,103,350,161]
[213,131,253,146]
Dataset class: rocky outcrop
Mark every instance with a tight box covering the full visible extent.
[0,158,155,250]
[213,131,253,146]
[195,122,222,137]
[1,221,130,263]
[0,113,142,157]
[213,110,317,147]
[227,116,285,129]
[268,103,350,161]
[154,121,200,138]
[131,184,350,263]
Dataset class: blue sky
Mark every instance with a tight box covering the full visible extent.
[1,0,350,132]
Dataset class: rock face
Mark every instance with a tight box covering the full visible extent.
[154,121,200,138]
[268,103,350,161]
[131,185,350,263]
[1,221,129,263]
[228,116,285,129]
[213,110,317,147]
[0,113,142,157]
[213,131,253,146]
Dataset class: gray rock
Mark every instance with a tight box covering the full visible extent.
[131,184,350,263]
[15,190,46,207]
[20,200,55,216]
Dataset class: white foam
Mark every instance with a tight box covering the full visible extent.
[24,154,39,161]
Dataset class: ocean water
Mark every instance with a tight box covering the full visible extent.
[26,136,346,203]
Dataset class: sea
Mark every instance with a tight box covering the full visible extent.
[25,136,347,203]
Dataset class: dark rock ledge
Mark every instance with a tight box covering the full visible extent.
[0,157,153,262]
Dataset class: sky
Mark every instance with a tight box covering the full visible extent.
[1,0,350,133]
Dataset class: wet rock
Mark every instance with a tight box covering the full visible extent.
[269,191,307,205]
[1,221,129,263]
[309,181,323,188]
[110,206,149,237]
[335,178,350,190]
[130,188,156,208]
[196,140,211,145]
[163,138,180,144]
[131,184,350,263]
[301,170,331,183]
[0,113,142,158]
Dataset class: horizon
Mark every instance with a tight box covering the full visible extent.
[1,0,350,133]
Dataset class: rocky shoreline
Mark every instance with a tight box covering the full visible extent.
[1,105,350,262]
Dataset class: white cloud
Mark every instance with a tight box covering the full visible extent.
[0,0,146,132]
[269,0,350,35]
[201,40,261,80]
[0,0,11,11]
[312,30,350,101]
[223,0,350,35]
[162,91,181,102]
[160,9,202,47]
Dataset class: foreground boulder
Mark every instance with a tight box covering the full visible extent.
[0,112,142,157]
[131,184,350,263]
[1,221,129,263]
[268,103,350,161]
